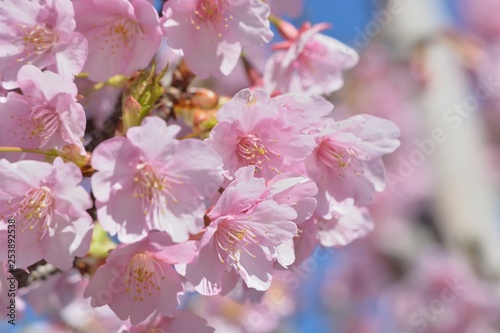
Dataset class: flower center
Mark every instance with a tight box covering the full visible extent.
[14,24,58,63]
[12,187,53,238]
[191,0,231,35]
[236,134,281,174]
[214,219,259,266]
[317,138,364,177]
[124,252,165,302]
[10,105,60,144]
[98,17,142,53]
[133,163,183,216]
[29,105,60,139]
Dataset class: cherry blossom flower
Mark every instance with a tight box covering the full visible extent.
[119,311,214,333]
[0,65,86,162]
[207,89,315,179]
[295,195,373,261]
[272,92,334,126]
[0,0,88,88]
[304,115,400,206]
[91,116,224,243]
[0,158,93,270]
[73,0,162,82]
[161,0,273,78]
[84,232,196,325]
[264,22,359,95]
[181,166,316,295]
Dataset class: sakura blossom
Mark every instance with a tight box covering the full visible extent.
[84,232,196,325]
[207,88,315,179]
[304,115,400,206]
[298,195,374,253]
[0,158,93,270]
[1,2,483,332]
[161,0,273,78]
[264,22,359,95]
[0,65,86,162]
[0,0,88,88]
[91,116,224,243]
[181,166,315,296]
[119,311,214,333]
[72,0,162,82]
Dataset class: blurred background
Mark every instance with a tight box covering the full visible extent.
[3,0,500,332]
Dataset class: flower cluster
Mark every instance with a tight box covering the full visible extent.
[0,0,400,331]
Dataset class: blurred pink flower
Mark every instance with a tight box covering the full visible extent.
[460,0,500,40]
[119,311,214,333]
[0,158,93,270]
[84,232,196,325]
[161,0,273,78]
[0,0,88,88]
[91,116,224,243]
[305,115,400,207]
[73,0,162,82]
[264,22,358,95]
[267,0,304,18]
[182,166,305,295]
[0,65,86,162]
[207,89,315,179]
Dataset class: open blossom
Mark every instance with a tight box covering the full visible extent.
[272,92,334,127]
[0,0,87,88]
[73,0,162,82]
[91,116,224,243]
[294,195,373,264]
[119,311,214,333]
[305,115,400,207]
[207,89,315,179]
[264,22,359,95]
[84,232,196,325]
[161,0,273,78]
[182,166,317,295]
[0,158,93,270]
[0,65,86,162]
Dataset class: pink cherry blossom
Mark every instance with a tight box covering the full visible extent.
[296,195,373,255]
[0,0,88,88]
[91,116,224,243]
[182,166,310,295]
[272,92,334,126]
[73,0,163,82]
[207,89,315,179]
[84,232,196,325]
[119,311,214,333]
[460,0,500,40]
[0,65,86,162]
[161,0,273,78]
[264,22,359,95]
[0,158,93,270]
[304,115,400,206]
